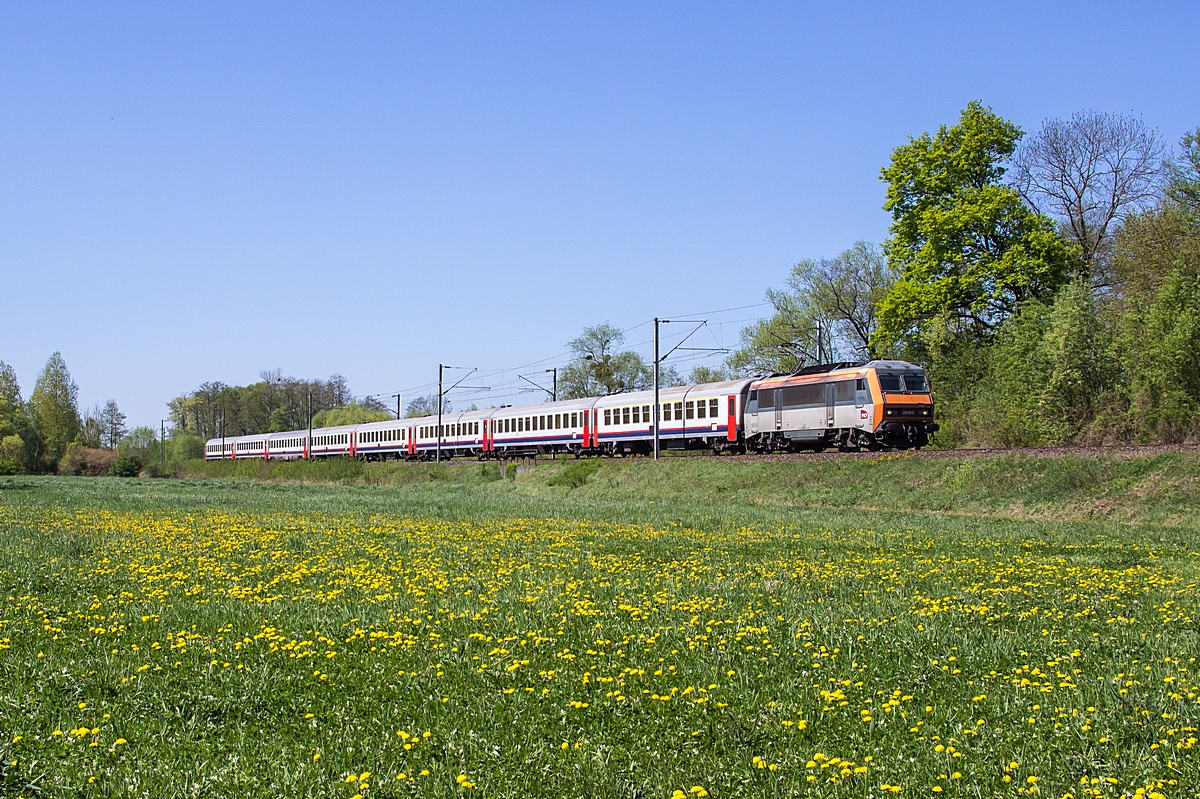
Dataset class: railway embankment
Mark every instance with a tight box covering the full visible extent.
[178,447,1200,528]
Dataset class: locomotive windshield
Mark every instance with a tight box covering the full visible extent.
[878,373,929,393]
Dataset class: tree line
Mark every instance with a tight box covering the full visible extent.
[0,353,194,476]
[722,104,1199,446]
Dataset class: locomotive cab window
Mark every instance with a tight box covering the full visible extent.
[878,374,903,392]
[904,374,928,392]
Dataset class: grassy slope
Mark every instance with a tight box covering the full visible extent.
[180,450,1200,528]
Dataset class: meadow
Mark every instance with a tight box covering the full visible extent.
[1,459,1197,798]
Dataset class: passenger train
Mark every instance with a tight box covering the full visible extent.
[205,360,938,461]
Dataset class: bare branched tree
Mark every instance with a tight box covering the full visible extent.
[1012,111,1167,277]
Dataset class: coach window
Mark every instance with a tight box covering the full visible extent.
[696,400,706,419]
[620,407,629,424]
[709,398,719,417]
[631,406,639,424]
[569,412,577,428]
[524,417,530,430]
[604,409,611,425]
[672,401,682,419]
[686,401,695,419]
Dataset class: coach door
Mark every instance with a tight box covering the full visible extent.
[825,384,836,427]
[774,388,783,431]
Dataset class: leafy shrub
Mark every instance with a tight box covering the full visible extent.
[110,452,143,478]
[0,458,22,476]
[547,459,602,489]
[59,444,118,476]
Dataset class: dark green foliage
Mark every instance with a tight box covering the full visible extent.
[29,352,81,470]
[546,458,602,488]
[110,452,143,477]
[1168,127,1200,215]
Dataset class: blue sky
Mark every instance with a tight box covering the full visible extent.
[2,1,1197,428]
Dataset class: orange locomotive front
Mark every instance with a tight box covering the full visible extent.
[744,360,937,452]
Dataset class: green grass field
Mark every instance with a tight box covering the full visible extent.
[1,455,1198,798]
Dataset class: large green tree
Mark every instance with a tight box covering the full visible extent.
[29,352,82,469]
[875,101,1076,348]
